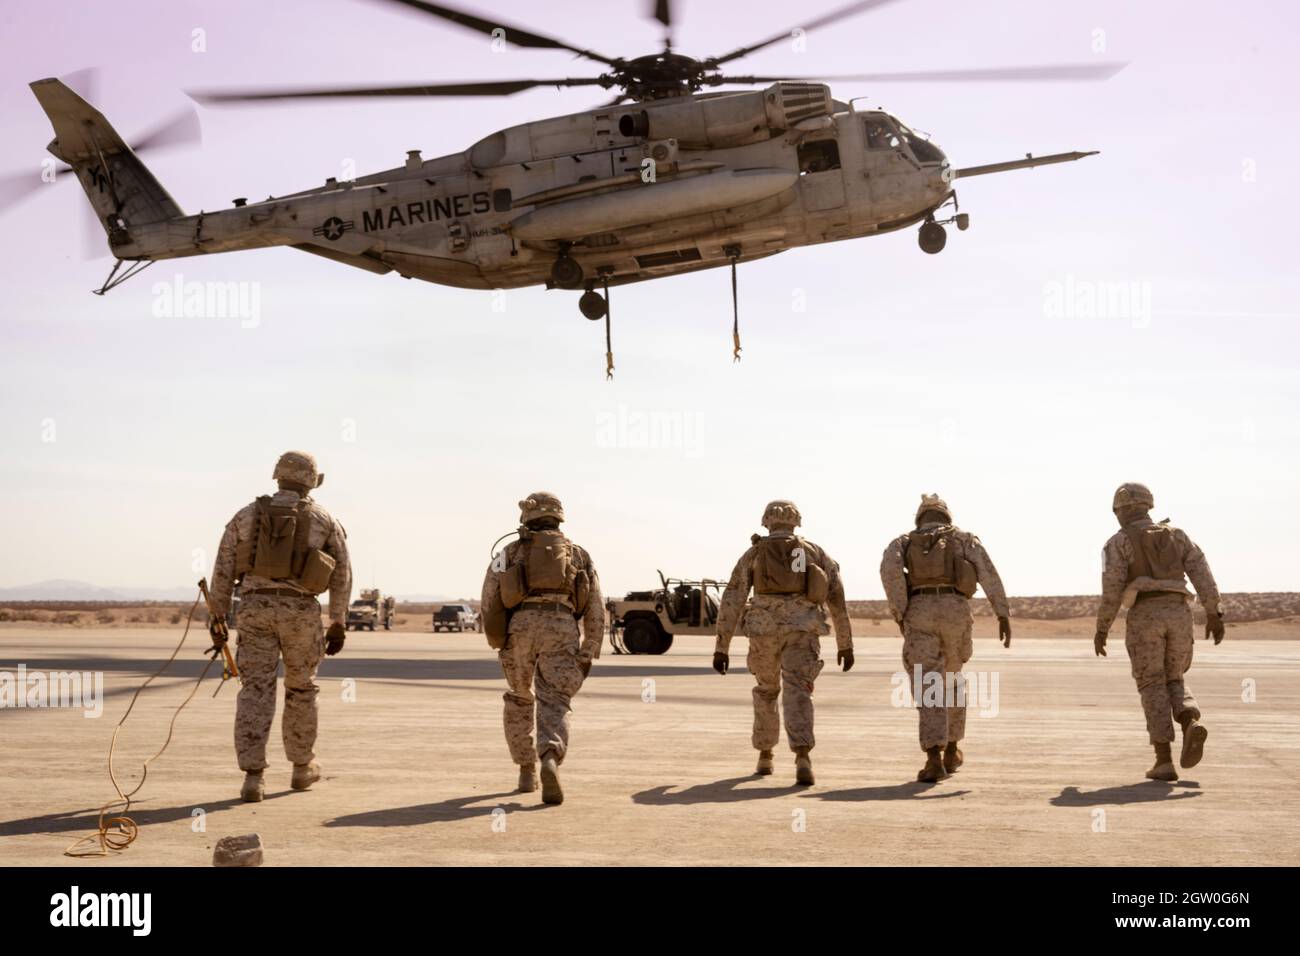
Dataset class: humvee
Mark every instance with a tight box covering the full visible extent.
[347,588,395,631]
[607,572,725,655]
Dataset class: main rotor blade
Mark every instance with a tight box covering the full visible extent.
[130,107,202,153]
[716,62,1129,84]
[369,0,619,66]
[189,77,607,104]
[708,0,902,66]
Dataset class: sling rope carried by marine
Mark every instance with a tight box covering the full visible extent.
[64,578,239,857]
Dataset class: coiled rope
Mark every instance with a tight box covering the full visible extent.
[64,588,221,857]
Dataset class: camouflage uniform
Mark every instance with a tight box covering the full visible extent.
[716,532,852,753]
[1097,518,1220,744]
[880,522,1009,751]
[210,487,351,772]
[481,538,604,766]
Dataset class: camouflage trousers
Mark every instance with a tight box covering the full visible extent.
[233,594,324,772]
[498,608,588,766]
[902,593,973,751]
[1125,594,1200,743]
[747,631,824,752]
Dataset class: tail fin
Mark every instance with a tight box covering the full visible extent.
[30,78,184,243]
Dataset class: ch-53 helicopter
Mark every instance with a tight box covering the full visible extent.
[20,0,1122,371]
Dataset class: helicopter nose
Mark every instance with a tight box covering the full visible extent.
[929,160,954,196]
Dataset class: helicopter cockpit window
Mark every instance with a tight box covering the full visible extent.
[895,122,946,164]
[864,118,900,150]
[797,139,840,175]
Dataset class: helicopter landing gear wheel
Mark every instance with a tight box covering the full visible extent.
[919,221,947,254]
[551,254,585,290]
[579,288,607,320]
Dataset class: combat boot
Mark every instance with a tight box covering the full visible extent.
[794,747,814,786]
[755,750,774,776]
[540,753,563,805]
[1145,742,1178,781]
[943,741,964,773]
[1178,714,1208,769]
[917,747,946,783]
[240,770,264,803]
[291,761,322,791]
[518,764,538,793]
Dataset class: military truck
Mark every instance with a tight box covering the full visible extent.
[346,588,395,631]
[607,572,725,655]
[433,603,480,633]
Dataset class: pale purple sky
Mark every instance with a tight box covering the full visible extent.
[0,0,1297,598]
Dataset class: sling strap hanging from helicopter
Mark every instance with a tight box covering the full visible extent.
[64,578,237,858]
[726,244,742,362]
[603,276,614,381]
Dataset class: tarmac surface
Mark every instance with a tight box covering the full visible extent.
[2,620,1297,866]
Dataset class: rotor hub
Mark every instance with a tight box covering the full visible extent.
[611,54,710,99]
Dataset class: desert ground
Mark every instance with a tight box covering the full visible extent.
[2,615,1298,867]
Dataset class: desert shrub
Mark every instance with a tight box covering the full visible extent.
[52,611,80,625]
[143,609,160,624]
[95,609,115,625]
[169,612,184,625]
[125,613,143,624]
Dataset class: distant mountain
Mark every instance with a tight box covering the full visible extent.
[0,580,197,602]
[0,580,463,604]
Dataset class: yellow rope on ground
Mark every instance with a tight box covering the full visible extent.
[64,588,222,857]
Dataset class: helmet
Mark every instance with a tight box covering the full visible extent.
[273,450,322,489]
[1112,482,1154,512]
[519,491,565,525]
[915,493,952,526]
[761,500,802,530]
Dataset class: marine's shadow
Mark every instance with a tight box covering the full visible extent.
[324,791,547,827]
[812,783,972,802]
[631,775,804,805]
[0,793,290,838]
[1051,781,1202,807]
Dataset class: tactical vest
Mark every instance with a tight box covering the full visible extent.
[905,527,978,597]
[752,535,829,604]
[497,529,590,613]
[235,496,336,594]
[1122,522,1186,583]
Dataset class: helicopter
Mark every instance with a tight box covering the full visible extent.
[21,0,1122,370]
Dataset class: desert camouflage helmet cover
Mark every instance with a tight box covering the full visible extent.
[273,450,323,488]
[1112,482,1154,511]
[761,500,802,530]
[915,493,952,525]
[519,491,565,524]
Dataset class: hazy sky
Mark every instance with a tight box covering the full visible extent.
[1,0,1297,600]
